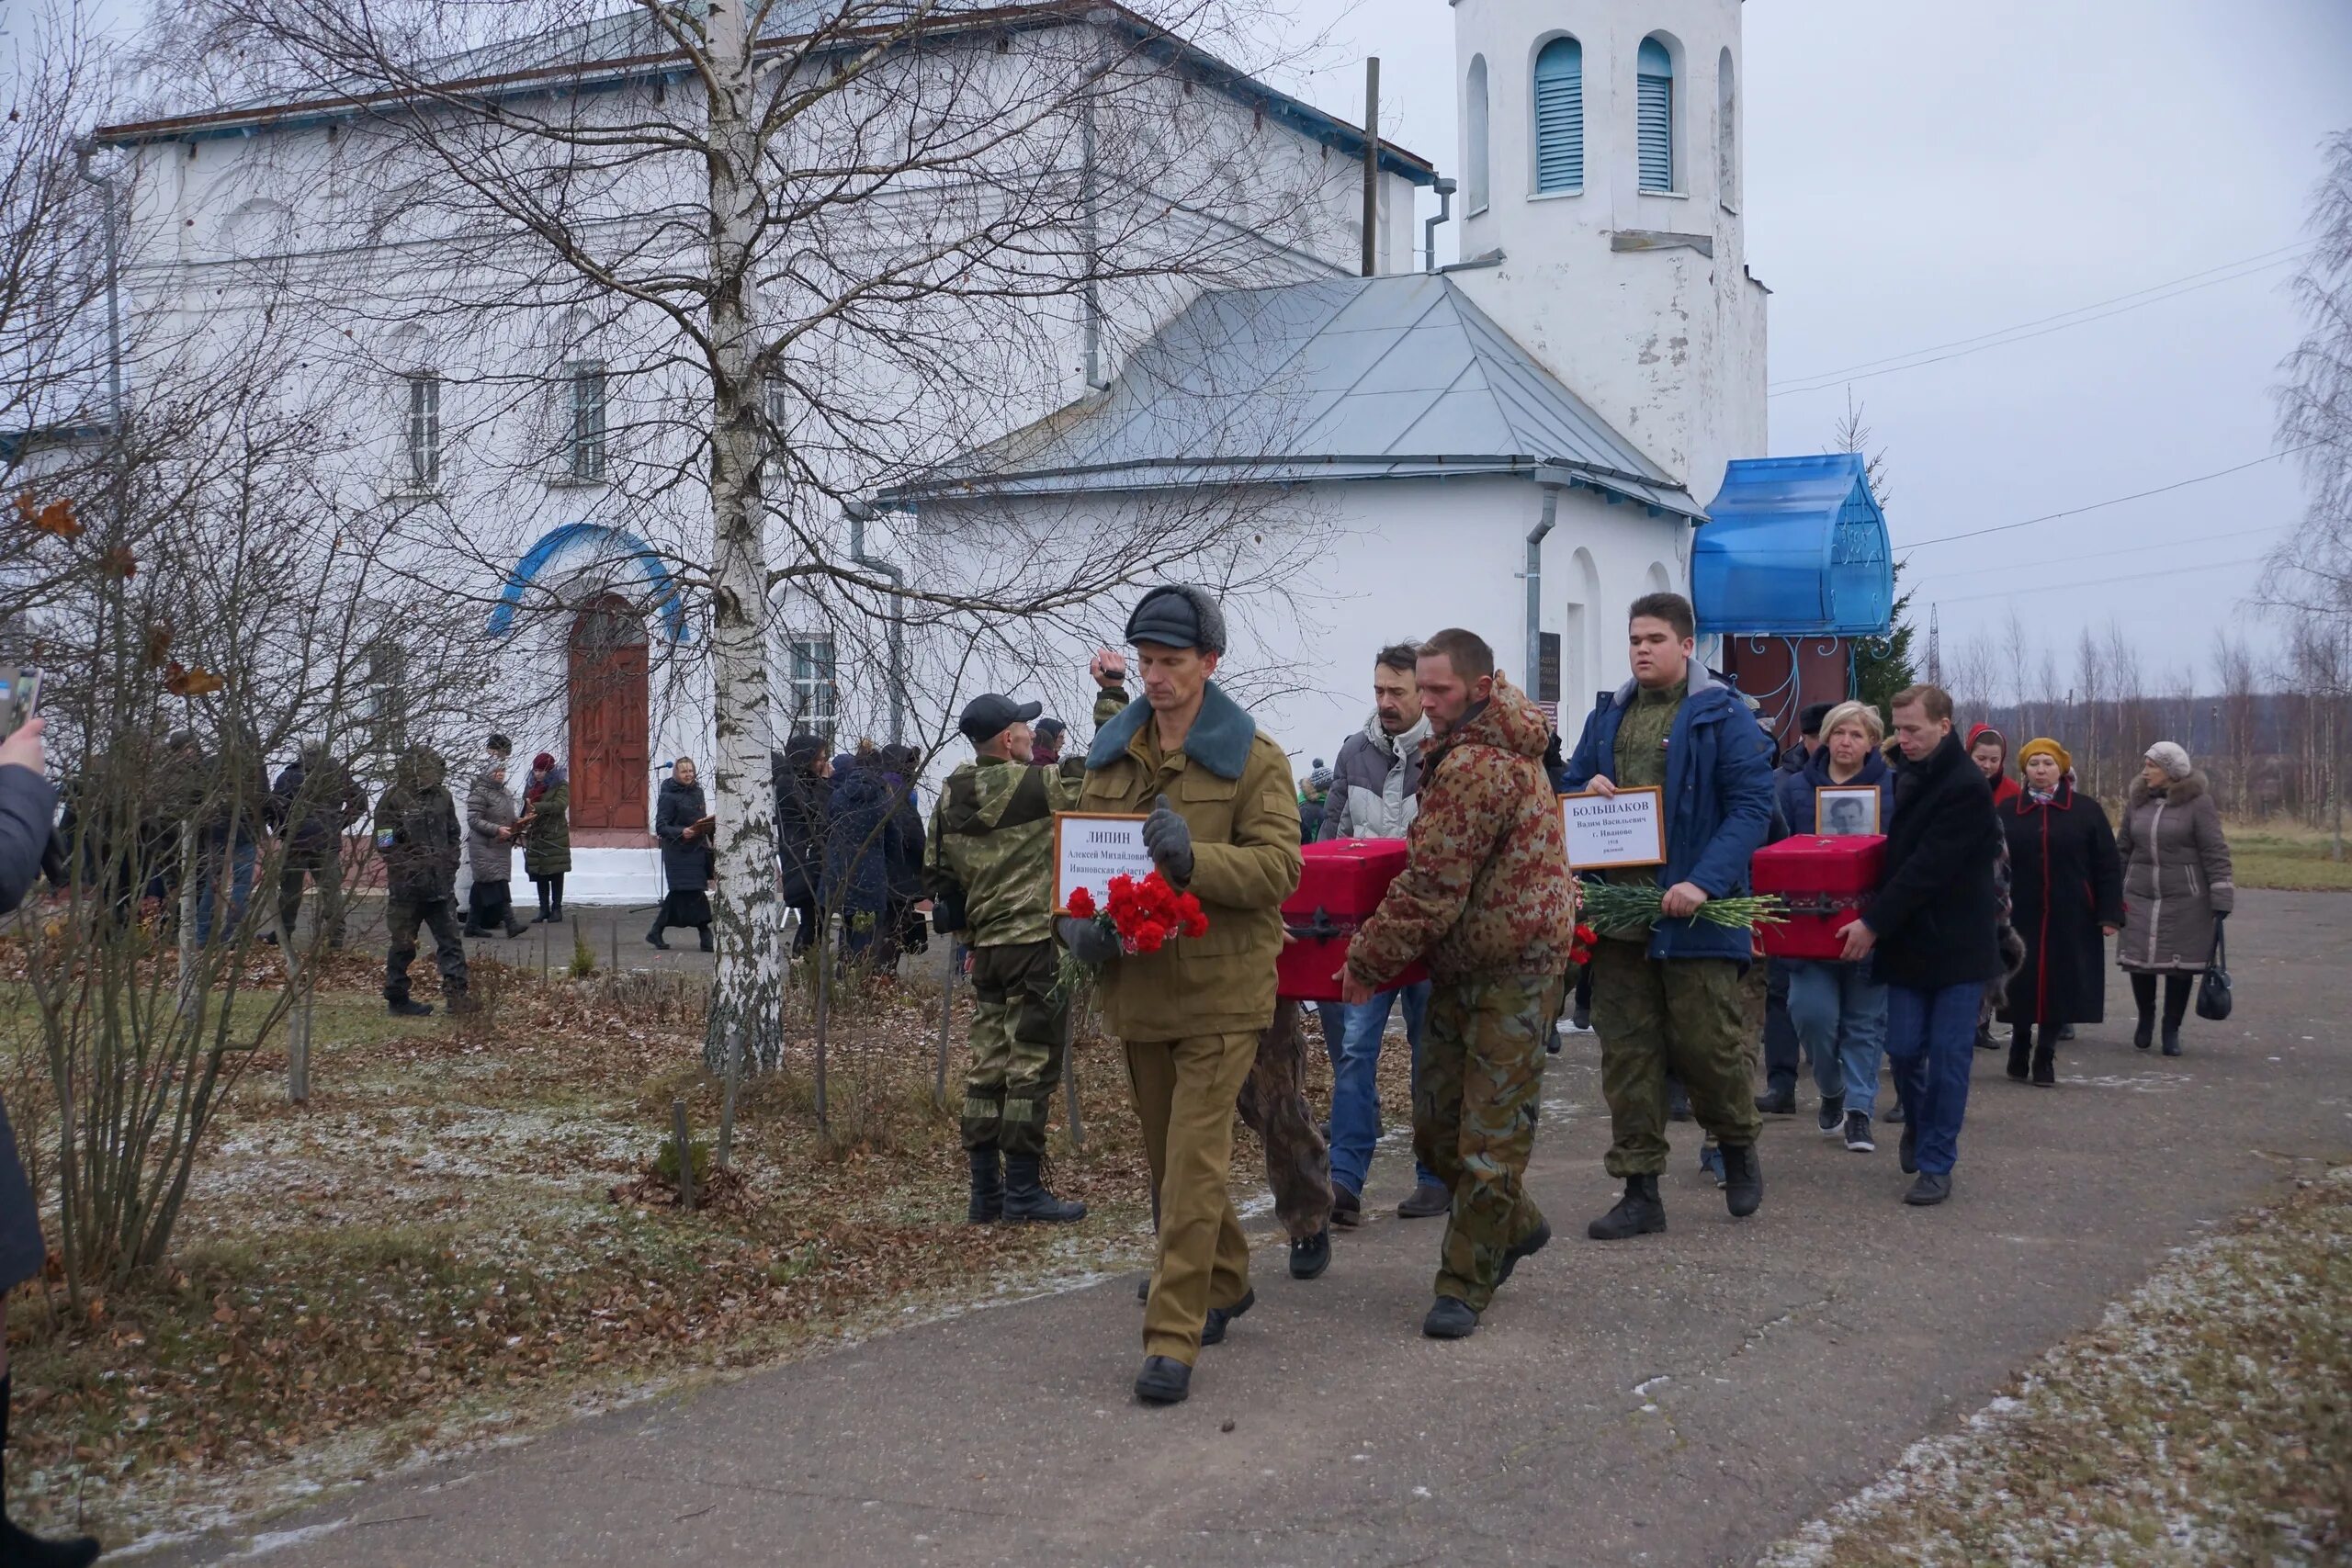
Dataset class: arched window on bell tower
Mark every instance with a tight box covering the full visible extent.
[1465,55,1490,214]
[1637,35,1675,193]
[1532,36,1584,195]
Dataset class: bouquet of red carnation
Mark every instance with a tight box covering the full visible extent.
[1567,876,1599,967]
[1058,872,1209,996]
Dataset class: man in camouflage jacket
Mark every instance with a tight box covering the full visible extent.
[925,694,1090,1226]
[1343,628,1575,1340]
[374,746,469,1018]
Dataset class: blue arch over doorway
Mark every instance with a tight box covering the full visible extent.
[485,523,688,643]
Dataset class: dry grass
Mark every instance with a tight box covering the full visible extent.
[0,957,1388,1549]
[2222,818,2352,892]
[1761,1165,2352,1567]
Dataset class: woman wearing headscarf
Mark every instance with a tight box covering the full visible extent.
[650,756,715,951]
[1996,738,2123,1086]
[1967,724,2021,807]
[520,751,571,922]
[2117,740,2233,1055]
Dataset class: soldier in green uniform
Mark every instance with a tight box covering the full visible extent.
[1559,592,1777,1236]
[926,694,1089,1226]
[374,746,470,1018]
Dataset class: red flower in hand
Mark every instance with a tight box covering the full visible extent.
[1066,886,1097,919]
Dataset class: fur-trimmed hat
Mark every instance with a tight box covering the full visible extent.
[1125,584,1227,655]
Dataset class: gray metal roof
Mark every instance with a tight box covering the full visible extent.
[880,271,1698,516]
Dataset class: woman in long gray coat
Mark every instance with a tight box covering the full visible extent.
[2117,740,2233,1056]
[463,762,527,938]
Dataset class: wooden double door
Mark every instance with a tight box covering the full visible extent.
[567,596,649,831]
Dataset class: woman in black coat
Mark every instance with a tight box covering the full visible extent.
[1996,738,2123,1087]
[773,736,830,954]
[649,758,715,952]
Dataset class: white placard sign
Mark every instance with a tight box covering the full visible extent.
[1560,787,1668,871]
[1053,812,1156,913]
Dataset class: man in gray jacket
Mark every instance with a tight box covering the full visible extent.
[1320,642,1447,1223]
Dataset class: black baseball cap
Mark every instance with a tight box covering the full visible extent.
[958,694,1043,743]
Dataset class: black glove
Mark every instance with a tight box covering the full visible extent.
[1142,793,1194,884]
[1057,915,1120,965]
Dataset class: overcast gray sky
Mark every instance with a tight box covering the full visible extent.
[1272,0,2352,691]
[51,0,2352,689]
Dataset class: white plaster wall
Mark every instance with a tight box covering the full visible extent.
[908,473,1686,784]
[1447,0,1767,500]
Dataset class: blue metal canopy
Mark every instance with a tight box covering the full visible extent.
[1692,453,1893,637]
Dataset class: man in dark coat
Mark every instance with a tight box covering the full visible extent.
[1839,684,2002,1206]
[1996,738,2123,1085]
[773,735,830,954]
[877,743,929,962]
[374,746,469,1017]
[650,757,716,951]
[825,751,896,960]
[268,742,368,949]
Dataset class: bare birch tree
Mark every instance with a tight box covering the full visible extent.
[143,0,1371,1062]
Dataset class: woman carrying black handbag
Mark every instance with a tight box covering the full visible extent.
[2117,741,2234,1055]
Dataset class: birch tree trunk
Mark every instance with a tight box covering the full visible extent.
[701,0,782,1069]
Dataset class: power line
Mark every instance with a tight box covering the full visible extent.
[1769,243,2309,398]
[1896,445,2319,550]
[1930,554,2268,606]
[1915,524,2293,583]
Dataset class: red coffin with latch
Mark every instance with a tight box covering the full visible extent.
[1276,839,1428,1002]
[1751,836,1887,960]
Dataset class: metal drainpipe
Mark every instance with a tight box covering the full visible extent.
[1524,485,1558,693]
[842,502,907,746]
[1423,176,1455,275]
[74,141,125,433]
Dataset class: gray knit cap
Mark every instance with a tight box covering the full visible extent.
[1125,584,1227,655]
[2144,740,2192,780]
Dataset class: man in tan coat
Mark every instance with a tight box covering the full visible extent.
[1065,584,1301,1406]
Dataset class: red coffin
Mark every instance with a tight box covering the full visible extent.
[1276,839,1428,1002]
[1751,835,1887,960]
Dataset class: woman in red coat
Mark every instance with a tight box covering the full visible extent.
[1996,738,2123,1086]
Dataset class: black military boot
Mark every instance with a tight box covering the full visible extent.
[1587,1175,1666,1240]
[1720,1144,1763,1218]
[966,1145,1002,1224]
[387,996,433,1018]
[1001,1153,1086,1224]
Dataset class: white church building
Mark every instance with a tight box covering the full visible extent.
[84,0,1885,901]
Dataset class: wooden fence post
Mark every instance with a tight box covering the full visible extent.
[672,1096,695,1213]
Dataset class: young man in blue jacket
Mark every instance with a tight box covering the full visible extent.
[1561,592,1777,1238]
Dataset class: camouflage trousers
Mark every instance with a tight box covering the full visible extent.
[962,941,1068,1157]
[384,894,468,1004]
[1589,940,1759,1177]
[1236,999,1333,1241]
[1415,973,1562,1313]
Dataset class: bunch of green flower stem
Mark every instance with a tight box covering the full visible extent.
[1575,880,1788,931]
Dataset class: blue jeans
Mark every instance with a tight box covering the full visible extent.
[195,840,256,944]
[1328,980,1434,1195]
[1884,980,1979,1175]
[1784,958,1890,1116]
[1760,960,1800,1095]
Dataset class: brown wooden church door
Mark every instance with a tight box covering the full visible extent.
[567,596,649,830]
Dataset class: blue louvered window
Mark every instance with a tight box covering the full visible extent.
[1637,37,1674,193]
[1532,37,1583,194]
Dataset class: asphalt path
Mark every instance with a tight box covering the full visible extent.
[146,889,2350,1567]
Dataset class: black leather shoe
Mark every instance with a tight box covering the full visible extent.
[1289,1226,1330,1280]
[1904,1171,1952,1206]
[1330,1184,1363,1229]
[1134,1355,1191,1404]
[1720,1144,1763,1218]
[1587,1175,1666,1240]
[386,998,433,1018]
[1899,1120,1918,1174]
[1496,1219,1552,1288]
[2133,1018,2154,1051]
[1421,1297,1478,1339]
[1397,1180,1451,1219]
[2161,1026,2182,1057]
[1754,1089,1796,1116]
[1200,1288,1256,1346]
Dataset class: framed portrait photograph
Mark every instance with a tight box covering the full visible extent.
[1815,786,1882,839]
